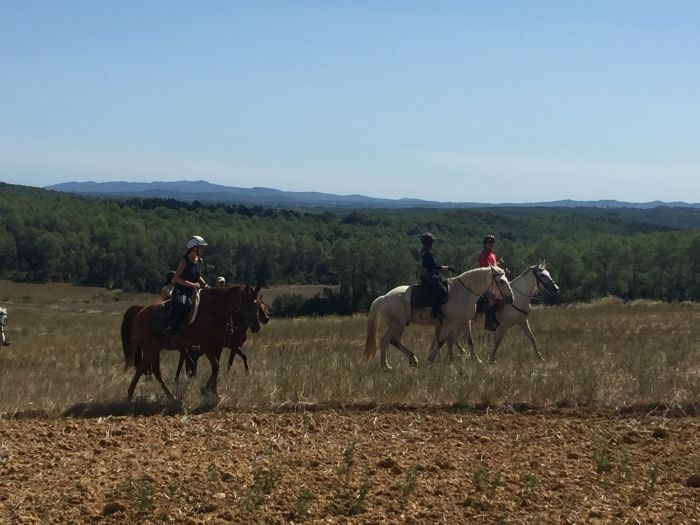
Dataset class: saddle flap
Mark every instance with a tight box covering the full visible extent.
[409,283,432,310]
[410,281,450,310]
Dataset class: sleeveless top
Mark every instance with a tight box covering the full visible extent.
[174,255,202,296]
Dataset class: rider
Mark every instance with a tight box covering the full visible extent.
[420,232,452,322]
[478,234,504,331]
[169,235,209,335]
[160,270,176,301]
[215,276,226,288]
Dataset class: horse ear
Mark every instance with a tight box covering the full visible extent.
[254,284,261,294]
[542,259,546,268]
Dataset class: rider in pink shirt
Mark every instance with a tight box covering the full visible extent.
[479,234,498,267]
[477,234,503,331]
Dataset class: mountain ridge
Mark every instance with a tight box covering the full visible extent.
[46,180,700,209]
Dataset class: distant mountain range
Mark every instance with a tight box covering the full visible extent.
[46,180,700,209]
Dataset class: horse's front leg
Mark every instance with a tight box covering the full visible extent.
[427,327,445,364]
[520,320,544,362]
[203,345,221,395]
[464,322,481,363]
[489,325,508,363]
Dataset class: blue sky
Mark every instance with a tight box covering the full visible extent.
[1,1,698,202]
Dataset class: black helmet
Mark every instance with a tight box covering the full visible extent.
[420,232,435,245]
[483,234,496,244]
[166,270,176,282]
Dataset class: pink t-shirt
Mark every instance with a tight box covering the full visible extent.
[478,251,497,267]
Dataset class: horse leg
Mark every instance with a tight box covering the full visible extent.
[128,361,147,401]
[464,323,482,363]
[520,320,544,361]
[151,351,175,399]
[175,351,185,382]
[203,347,221,395]
[379,330,393,369]
[427,336,446,364]
[389,336,418,367]
[489,326,507,364]
[238,349,249,373]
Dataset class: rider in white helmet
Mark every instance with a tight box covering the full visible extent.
[215,276,226,287]
[169,235,209,335]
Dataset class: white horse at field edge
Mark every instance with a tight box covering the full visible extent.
[429,262,560,364]
[0,307,9,347]
[364,266,513,369]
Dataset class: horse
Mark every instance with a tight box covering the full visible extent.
[122,285,260,400]
[428,262,560,364]
[0,307,10,347]
[174,296,270,381]
[364,266,513,369]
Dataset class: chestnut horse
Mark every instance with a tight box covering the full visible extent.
[174,297,270,380]
[122,285,260,400]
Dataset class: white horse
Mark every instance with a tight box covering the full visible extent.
[0,307,9,347]
[428,262,559,364]
[364,266,513,369]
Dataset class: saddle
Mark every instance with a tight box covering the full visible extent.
[409,281,450,310]
[156,290,201,333]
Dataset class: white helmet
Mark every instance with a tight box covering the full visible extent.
[216,276,226,286]
[186,235,208,250]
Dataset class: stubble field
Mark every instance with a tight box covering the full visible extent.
[0,280,698,523]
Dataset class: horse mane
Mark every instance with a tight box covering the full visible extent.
[450,265,494,282]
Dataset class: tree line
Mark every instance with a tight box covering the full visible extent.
[1,183,700,314]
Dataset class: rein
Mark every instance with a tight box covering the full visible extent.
[454,277,481,297]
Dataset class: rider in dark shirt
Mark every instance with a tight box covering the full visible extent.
[169,235,209,335]
[420,232,452,322]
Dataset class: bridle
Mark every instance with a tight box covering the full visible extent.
[508,266,556,315]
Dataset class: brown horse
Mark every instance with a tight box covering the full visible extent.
[174,297,270,380]
[122,285,260,400]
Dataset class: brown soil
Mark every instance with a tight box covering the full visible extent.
[0,409,698,524]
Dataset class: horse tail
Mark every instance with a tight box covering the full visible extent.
[121,305,142,369]
[364,295,383,362]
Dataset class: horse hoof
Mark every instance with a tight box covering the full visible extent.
[409,356,418,367]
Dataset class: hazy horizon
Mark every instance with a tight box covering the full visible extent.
[2,2,699,202]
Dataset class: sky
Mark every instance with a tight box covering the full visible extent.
[1,1,699,203]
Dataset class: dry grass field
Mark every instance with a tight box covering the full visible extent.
[0,280,698,523]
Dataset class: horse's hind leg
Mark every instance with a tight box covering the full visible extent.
[386,323,418,367]
[151,352,175,399]
[380,322,411,369]
[128,363,146,401]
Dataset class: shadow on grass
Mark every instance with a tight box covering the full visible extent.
[61,398,221,418]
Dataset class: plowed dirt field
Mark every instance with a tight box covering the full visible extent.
[1,408,698,524]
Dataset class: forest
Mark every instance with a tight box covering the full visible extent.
[2,182,700,313]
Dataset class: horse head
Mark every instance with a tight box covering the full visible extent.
[242,284,262,333]
[532,262,560,294]
[257,295,271,325]
[488,266,514,304]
